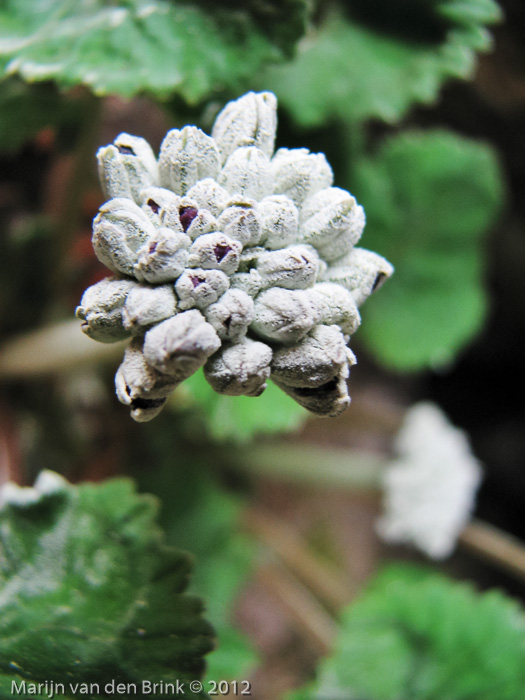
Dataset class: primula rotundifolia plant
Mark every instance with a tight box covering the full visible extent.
[76,92,393,422]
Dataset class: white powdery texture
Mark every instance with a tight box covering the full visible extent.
[76,92,393,422]
[377,402,482,559]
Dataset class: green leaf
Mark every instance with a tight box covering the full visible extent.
[288,564,525,700]
[352,129,505,370]
[260,0,502,126]
[177,369,307,442]
[0,0,308,101]
[0,472,214,699]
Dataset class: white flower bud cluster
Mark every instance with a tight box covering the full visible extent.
[377,403,482,559]
[77,92,392,421]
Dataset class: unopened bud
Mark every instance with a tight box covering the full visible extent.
[257,195,299,250]
[175,268,230,311]
[186,178,230,217]
[205,288,254,340]
[204,337,273,396]
[219,147,273,201]
[257,244,319,290]
[271,148,333,206]
[212,91,277,164]
[76,277,136,343]
[122,284,177,335]
[97,133,159,202]
[322,247,394,306]
[159,126,220,195]
[252,288,319,344]
[143,310,221,379]
[134,227,190,284]
[92,198,155,276]
[187,232,242,275]
[309,282,361,336]
[218,202,262,247]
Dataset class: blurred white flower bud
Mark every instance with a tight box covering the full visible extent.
[219,146,273,201]
[204,288,255,340]
[186,178,230,218]
[143,310,221,380]
[273,362,352,417]
[92,198,155,276]
[139,187,182,231]
[97,133,159,202]
[212,91,277,164]
[271,148,333,206]
[134,227,191,284]
[377,402,482,559]
[122,284,177,335]
[76,277,136,343]
[159,126,220,195]
[229,269,264,298]
[187,232,242,275]
[204,337,273,396]
[175,268,230,311]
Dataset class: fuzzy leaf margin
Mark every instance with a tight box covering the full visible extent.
[0,0,308,102]
[0,472,214,699]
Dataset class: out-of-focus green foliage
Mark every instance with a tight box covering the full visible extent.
[288,564,525,700]
[261,0,502,126]
[179,370,307,442]
[0,474,214,699]
[0,0,308,102]
[353,130,505,370]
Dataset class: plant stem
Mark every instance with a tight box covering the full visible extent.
[459,519,525,584]
[0,320,125,379]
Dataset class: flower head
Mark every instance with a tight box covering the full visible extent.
[377,402,482,559]
[77,92,392,421]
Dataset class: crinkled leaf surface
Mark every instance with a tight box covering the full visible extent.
[261,0,501,126]
[352,130,504,370]
[0,0,308,101]
[0,473,214,699]
[178,370,307,442]
[288,565,525,700]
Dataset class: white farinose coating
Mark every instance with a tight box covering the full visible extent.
[377,402,482,559]
[77,91,393,421]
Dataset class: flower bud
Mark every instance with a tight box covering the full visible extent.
[257,244,320,290]
[212,91,277,164]
[143,310,221,379]
[115,338,179,422]
[175,268,230,311]
[252,288,319,344]
[187,232,242,275]
[272,365,352,417]
[204,337,273,396]
[271,324,351,388]
[134,227,190,284]
[186,178,230,218]
[229,269,264,298]
[140,187,182,231]
[97,133,159,202]
[159,126,220,195]
[92,198,155,276]
[122,284,177,335]
[271,148,333,206]
[217,202,262,247]
[299,187,365,262]
[308,282,361,337]
[257,195,299,250]
[178,196,218,240]
[322,247,394,306]
[219,147,273,201]
[76,277,136,343]
[204,288,255,340]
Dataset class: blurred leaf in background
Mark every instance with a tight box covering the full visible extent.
[352,130,505,370]
[0,472,214,698]
[0,0,308,102]
[260,0,502,126]
[288,564,525,700]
